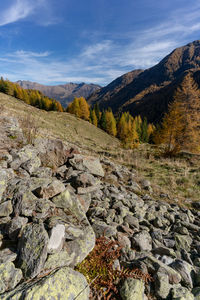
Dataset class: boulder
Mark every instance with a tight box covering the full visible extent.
[1,267,89,300]
[21,157,41,174]
[171,284,194,300]
[155,270,171,299]
[132,231,152,251]
[18,222,49,279]
[120,278,145,300]
[69,154,104,177]
[10,145,39,170]
[0,262,22,294]
[6,216,28,240]
[33,179,65,199]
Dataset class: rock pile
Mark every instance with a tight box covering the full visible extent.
[0,116,200,300]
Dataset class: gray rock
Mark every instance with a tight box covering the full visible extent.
[132,230,152,251]
[6,216,28,240]
[18,222,49,279]
[92,221,117,238]
[33,179,65,199]
[0,262,22,294]
[0,168,15,203]
[0,201,13,217]
[120,278,145,300]
[192,287,200,299]
[47,224,65,253]
[69,154,104,177]
[171,284,194,300]
[1,267,89,300]
[21,156,41,174]
[155,270,171,299]
[170,259,194,289]
[10,145,39,170]
[175,234,193,252]
[0,249,17,264]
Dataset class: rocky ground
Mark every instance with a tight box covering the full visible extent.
[0,115,200,299]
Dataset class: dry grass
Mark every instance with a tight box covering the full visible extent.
[111,144,200,206]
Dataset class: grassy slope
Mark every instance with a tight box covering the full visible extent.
[0,92,199,206]
[0,92,120,154]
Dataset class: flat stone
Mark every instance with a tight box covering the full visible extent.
[0,249,17,264]
[47,224,65,253]
[21,156,41,174]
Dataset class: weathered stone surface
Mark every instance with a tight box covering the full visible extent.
[170,260,194,289]
[0,168,15,203]
[171,284,194,300]
[192,287,200,300]
[0,262,22,294]
[0,201,13,217]
[6,216,28,240]
[44,251,75,270]
[132,231,152,251]
[1,267,89,300]
[47,224,65,253]
[21,157,41,174]
[175,234,193,252]
[155,270,171,299]
[120,278,145,300]
[10,145,39,170]
[18,222,49,279]
[92,221,117,238]
[0,249,17,264]
[69,154,104,177]
[33,179,65,199]
[13,191,38,217]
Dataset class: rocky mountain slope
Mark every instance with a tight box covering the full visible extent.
[17,80,101,108]
[88,40,200,123]
[0,93,200,299]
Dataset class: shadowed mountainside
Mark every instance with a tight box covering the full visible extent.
[88,40,200,123]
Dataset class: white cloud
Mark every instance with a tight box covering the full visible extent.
[0,0,51,26]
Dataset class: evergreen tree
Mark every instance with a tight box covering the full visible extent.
[99,110,107,131]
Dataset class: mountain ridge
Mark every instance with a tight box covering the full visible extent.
[16,80,101,108]
[88,40,200,123]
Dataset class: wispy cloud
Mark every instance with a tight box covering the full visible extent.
[0,0,53,26]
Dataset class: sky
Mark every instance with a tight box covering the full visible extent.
[0,0,200,86]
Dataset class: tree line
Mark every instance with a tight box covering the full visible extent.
[67,97,155,148]
[0,77,63,112]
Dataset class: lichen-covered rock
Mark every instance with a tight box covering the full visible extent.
[44,251,76,270]
[192,287,200,300]
[120,278,145,300]
[18,222,49,279]
[0,168,15,203]
[0,262,22,294]
[10,145,39,170]
[155,270,171,299]
[170,259,194,289]
[12,191,38,217]
[171,284,194,300]
[0,201,13,217]
[21,157,41,174]
[69,154,104,177]
[92,221,117,238]
[175,234,193,252]
[0,267,89,300]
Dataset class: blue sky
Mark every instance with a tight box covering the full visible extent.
[0,0,200,86]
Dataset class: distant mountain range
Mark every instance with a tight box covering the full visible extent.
[16,81,101,108]
[88,40,200,123]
